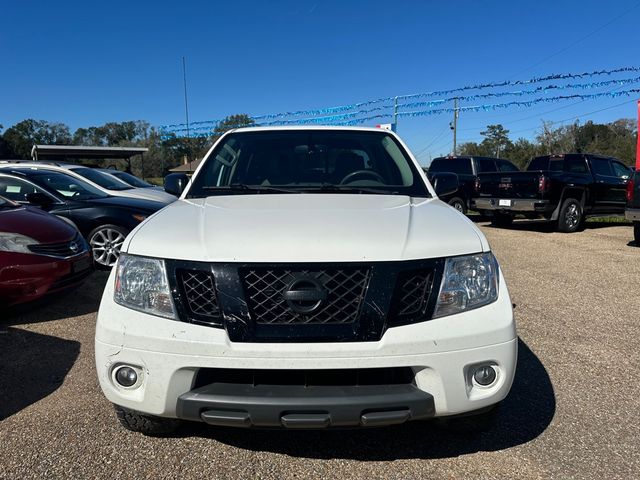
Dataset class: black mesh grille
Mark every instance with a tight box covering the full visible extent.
[391,270,435,321]
[179,270,219,318]
[28,233,86,258]
[241,268,370,325]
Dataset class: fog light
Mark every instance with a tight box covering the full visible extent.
[115,366,138,387]
[473,365,497,386]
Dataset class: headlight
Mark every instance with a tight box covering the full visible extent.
[0,232,38,253]
[114,254,176,319]
[433,252,499,318]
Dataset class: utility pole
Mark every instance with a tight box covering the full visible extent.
[450,97,459,155]
[182,56,191,162]
[393,96,398,131]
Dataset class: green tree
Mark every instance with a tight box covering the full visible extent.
[0,124,15,159]
[3,119,72,159]
[479,124,513,157]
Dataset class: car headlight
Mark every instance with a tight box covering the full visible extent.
[433,252,499,318]
[0,232,38,253]
[114,253,176,319]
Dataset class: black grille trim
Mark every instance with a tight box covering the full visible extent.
[240,267,370,325]
[388,269,437,325]
[166,259,445,342]
[176,268,220,322]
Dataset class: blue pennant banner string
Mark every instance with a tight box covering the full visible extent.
[396,88,640,118]
[399,76,640,109]
[159,87,640,140]
[159,66,640,131]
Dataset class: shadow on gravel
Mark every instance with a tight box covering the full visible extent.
[480,218,631,233]
[0,327,80,420]
[183,338,555,459]
[3,271,110,326]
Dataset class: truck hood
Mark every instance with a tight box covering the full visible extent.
[125,194,489,262]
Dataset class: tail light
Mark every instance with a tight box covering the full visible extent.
[627,179,635,202]
[538,175,548,193]
[474,178,481,193]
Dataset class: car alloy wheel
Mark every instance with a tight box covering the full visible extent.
[90,227,126,267]
[564,203,580,229]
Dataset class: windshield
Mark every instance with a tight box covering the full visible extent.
[72,167,133,191]
[108,170,153,188]
[188,130,429,198]
[32,171,108,200]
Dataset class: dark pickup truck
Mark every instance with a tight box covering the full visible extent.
[427,156,519,214]
[471,153,632,232]
[626,167,639,245]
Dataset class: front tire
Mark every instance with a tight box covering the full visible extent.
[634,221,640,246]
[114,405,181,436]
[557,198,583,233]
[447,197,467,214]
[88,224,129,268]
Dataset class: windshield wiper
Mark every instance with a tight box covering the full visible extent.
[302,183,398,195]
[201,184,299,194]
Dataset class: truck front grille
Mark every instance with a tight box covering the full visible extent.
[167,259,443,342]
[178,269,219,318]
[241,267,370,325]
[391,270,435,321]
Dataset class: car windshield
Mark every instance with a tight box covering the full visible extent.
[188,130,429,198]
[72,167,133,191]
[32,171,108,200]
[108,170,154,188]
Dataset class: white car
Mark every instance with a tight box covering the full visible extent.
[95,126,517,435]
[0,162,175,203]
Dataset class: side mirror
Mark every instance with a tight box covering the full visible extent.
[26,192,54,208]
[164,173,189,196]
[431,172,459,197]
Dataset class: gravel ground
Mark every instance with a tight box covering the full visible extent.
[1,221,639,479]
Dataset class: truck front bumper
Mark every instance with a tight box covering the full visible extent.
[472,198,551,212]
[625,208,640,222]
[95,269,517,428]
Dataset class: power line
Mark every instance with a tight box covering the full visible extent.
[506,98,637,136]
[414,124,451,157]
[508,2,640,78]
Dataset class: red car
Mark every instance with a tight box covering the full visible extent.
[0,195,93,307]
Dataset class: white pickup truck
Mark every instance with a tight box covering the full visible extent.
[95,126,517,435]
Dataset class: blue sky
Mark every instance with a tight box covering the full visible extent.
[1,0,639,164]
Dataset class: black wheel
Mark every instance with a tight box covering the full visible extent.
[434,404,499,433]
[634,222,640,246]
[557,198,583,233]
[490,212,513,228]
[447,197,467,214]
[88,224,129,268]
[114,405,181,436]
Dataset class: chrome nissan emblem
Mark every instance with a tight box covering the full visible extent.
[283,276,327,314]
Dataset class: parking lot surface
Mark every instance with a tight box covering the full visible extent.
[1,221,639,479]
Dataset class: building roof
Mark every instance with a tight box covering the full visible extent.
[31,145,148,160]
[169,158,202,173]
